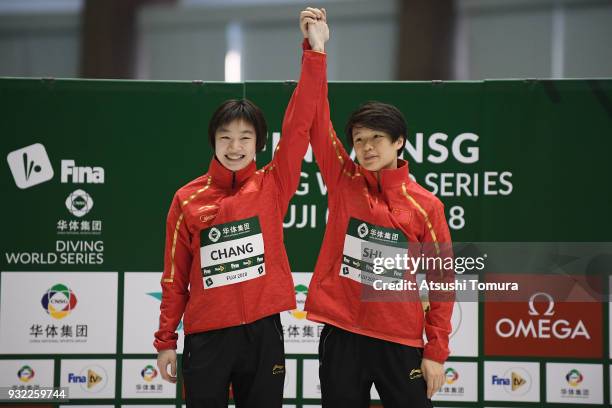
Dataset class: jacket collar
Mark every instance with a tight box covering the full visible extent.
[361,159,412,191]
[208,156,257,190]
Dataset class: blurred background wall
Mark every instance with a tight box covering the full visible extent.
[0,0,611,81]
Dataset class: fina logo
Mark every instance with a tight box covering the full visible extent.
[61,160,105,184]
[68,366,107,392]
[6,143,54,189]
[6,144,105,188]
[495,291,590,340]
[491,368,531,396]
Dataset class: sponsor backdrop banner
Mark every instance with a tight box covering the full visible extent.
[1,78,611,406]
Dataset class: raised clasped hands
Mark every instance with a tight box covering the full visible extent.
[300,7,329,52]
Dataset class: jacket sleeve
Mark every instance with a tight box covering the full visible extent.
[154,194,192,351]
[421,201,455,363]
[269,44,326,214]
[307,39,356,194]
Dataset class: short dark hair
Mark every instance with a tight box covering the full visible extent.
[345,101,407,157]
[208,99,267,152]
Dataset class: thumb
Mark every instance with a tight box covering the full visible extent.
[170,358,177,377]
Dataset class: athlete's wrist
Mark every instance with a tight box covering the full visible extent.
[311,42,325,52]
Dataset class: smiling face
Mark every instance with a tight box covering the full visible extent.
[214,119,257,171]
[352,126,404,172]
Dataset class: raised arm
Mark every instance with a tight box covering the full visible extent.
[267,11,327,214]
[303,8,356,194]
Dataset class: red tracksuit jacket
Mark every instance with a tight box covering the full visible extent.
[302,41,454,363]
[154,50,326,351]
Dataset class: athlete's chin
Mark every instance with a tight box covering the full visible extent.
[360,161,384,172]
[220,158,249,172]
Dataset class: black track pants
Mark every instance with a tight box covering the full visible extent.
[182,314,286,408]
[319,324,433,408]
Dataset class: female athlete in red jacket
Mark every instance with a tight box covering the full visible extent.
[154,32,327,408]
[301,7,454,408]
